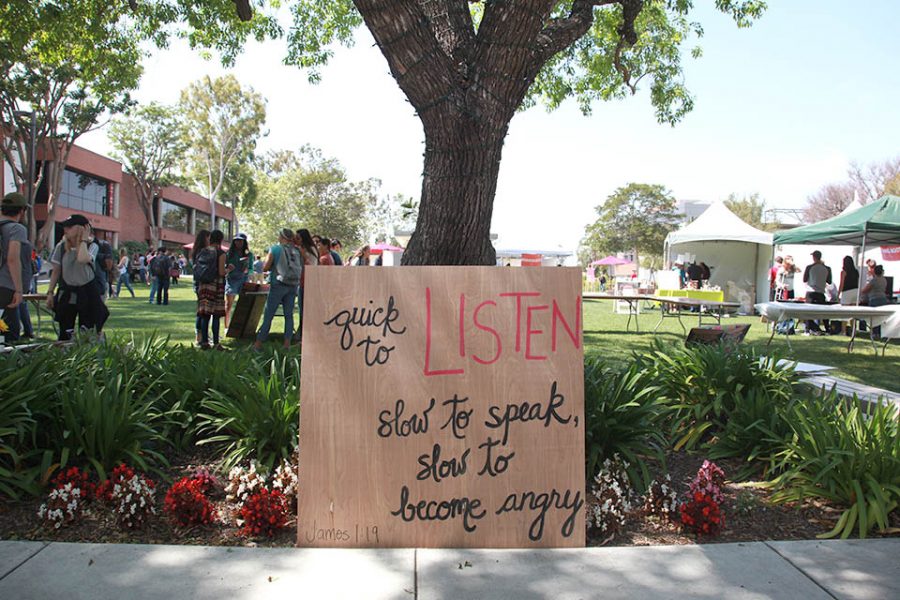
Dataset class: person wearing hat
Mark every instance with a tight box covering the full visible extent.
[0,192,33,342]
[223,232,253,328]
[802,249,832,335]
[46,214,109,340]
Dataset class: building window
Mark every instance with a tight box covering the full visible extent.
[216,217,231,238]
[195,211,211,233]
[59,169,111,216]
[159,199,190,233]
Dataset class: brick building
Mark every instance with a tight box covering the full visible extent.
[2,140,232,250]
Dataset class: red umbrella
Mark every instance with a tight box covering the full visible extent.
[369,243,404,255]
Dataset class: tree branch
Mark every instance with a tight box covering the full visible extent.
[416,0,476,75]
[353,0,459,113]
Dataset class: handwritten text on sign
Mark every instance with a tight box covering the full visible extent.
[297,267,585,548]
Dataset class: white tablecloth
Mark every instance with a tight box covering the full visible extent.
[755,302,900,338]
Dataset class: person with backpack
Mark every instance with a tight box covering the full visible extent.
[149,247,172,305]
[254,228,302,350]
[115,248,135,298]
[0,192,33,344]
[89,235,115,300]
[195,229,227,349]
[45,214,109,340]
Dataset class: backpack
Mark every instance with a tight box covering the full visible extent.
[152,254,171,277]
[274,244,302,286]
[94,239,114,273]
[193,248,218,283]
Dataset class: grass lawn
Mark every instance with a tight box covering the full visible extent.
[24,280,899,392]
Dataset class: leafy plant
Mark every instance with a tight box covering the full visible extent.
[768,392,900,539]
[197,354,301,472]
[39,370,168,480]
[634,341,796,452]
[583,354,667,490]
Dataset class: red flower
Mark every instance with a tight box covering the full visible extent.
[239,488,288,538]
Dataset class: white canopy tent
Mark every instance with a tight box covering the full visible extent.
[664,202,774,307]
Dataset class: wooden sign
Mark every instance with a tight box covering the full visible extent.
[297,267,584,548]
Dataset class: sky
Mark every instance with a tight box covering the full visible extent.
[77,1,900,253]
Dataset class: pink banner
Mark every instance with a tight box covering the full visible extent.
[882,245,900,261]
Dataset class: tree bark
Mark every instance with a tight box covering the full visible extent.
[403,119,506,265]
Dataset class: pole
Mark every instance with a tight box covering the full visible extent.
[26,112,36,207]
[856,228,868,307]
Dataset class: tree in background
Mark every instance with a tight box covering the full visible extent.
[180,75,266,230]
[0,0,142,247]
[582,183,680,269]
[803,156,900,222]
[243,147,378,251]
[803,182,857,224]
[108,103,188,249]
[723,192,770,231]
[849,157,900,202]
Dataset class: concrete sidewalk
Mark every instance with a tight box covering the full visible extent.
[0,539,897,599]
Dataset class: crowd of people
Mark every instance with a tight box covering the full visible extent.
[0,193,379,346]
[769,250,892,335]
[188,227,370,350]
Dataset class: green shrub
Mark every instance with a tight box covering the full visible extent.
[37,370,169,480]
[768,392,900,539]
[583,354,667,491]
[706,387,797,474]
[634,341,796,452]
[196,352,301,472]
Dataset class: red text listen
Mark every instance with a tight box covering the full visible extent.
[424,289,581,376]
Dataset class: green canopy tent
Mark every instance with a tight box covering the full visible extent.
[773,195,900,305]
[774,195,900,247]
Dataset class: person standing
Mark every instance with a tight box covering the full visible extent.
[115,248,136,298]
[838,255,859,305]
[802,250,832,335]
[769,256,783,301]
[138,253,148,284]
[254,228,302,351]
[224,233,253,328]
[150,247,172,305]
[0,192,32,343]
[317,236,335,266]
[350,244,371,266]
[776,256,800,300]
[330,239,343,265]
[292,228,319,342]
[196,230,226,349]
[46,215,109,340]
[861,265,889,307]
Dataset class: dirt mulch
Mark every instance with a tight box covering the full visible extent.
[1,448,895,548]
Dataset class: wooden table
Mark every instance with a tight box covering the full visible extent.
[583,292,651,332]
[648,296,742,334]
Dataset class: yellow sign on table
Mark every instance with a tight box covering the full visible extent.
[297,267,585,548]
[656,288,724,302]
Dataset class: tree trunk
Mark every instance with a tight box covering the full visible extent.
[402,121,505,265]
[231,196,240,236]
[36,153,66,251]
